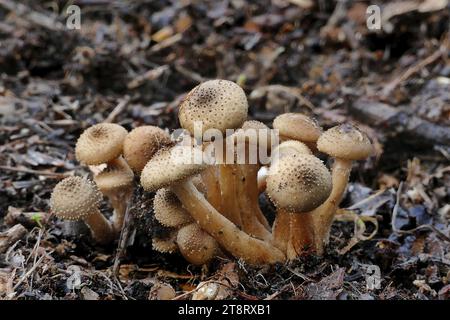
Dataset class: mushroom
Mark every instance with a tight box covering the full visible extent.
[314,123,373,253]
[176,223,219,265]
[152,231,178,254]
[94,156,134,233]
[266,152,332,260]
[76,123,134,234]
[140,146,285,265]
[273,113,322,151]
[268,141,313,254]
[123,125,172,174]
[178,79,249,228]
[50,176,113,244]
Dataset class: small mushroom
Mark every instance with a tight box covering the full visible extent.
[123,125,172,174]
[140,146,285,265]
[76,123,134,234]
[94,156,134,234]
[314,123,373,253]
[176,223,219,265]
[267,153,332,259]
[273,113,322,151]
[152,230,178,254]
[50,177,113,244]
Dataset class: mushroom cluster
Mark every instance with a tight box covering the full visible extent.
[50,79,373,266]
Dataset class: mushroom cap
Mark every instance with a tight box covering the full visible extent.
[317,124,373,160]
[273,113,322,142]
[94,156,134,192]
[141,146,207,192]
[123,126,172,174]
[176,223,218,265]
[50,176,102,220]
[272,140,312,160]
[179,80,248,136]
[267,154,332,212]
[76,123,128,165]
[152,231,178,254]
[153,188,193,228]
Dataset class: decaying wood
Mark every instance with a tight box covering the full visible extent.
[350,99,450,146]
[0,224,27,253]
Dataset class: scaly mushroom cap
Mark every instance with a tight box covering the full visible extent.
[123,126,172,174]
[141,146,207,192]
[50,176,102,220]
[152,231,178,254]
[272,140,312,160]
[153,188,193,228]
[267,154,332,213]
[94,157,134,192]
[273,113,322,142]
[179,80,248,136]
[76,123,128,165]
[176,223,219,265]
[317,124,373,160]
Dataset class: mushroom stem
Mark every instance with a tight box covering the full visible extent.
[272,209,290,252]
[104,188,133,234]
[287,212,315,259]
[313,159,352,254]
[201,166,222,211]
[243,164,270,230]
[83,209,114,245]
[236,165,272,241]
[218,164,243,226]
[171,179,286,265]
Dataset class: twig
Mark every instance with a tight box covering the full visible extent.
[0,165,70,179]
[381,48,444,96]
[103,97,130,123]
[13,252,49,290]
[112,204,133,276]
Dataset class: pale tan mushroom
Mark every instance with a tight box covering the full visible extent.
[314,123,373,254]
[140,146,285,265]
[50,177,113,244]
[153,188,193,228]
[176,223,219,265]
[273,113,322,151]
[267,153,332,260]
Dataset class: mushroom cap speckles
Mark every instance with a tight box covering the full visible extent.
[179,80,248,135]
[123,126,172,174]
[50,176,102,221]
[317,124,373,160]
[153,188,193,228]
[267,154,332,213]
[273,113,322,142]
[94,157,134,192]
[140,146,207,192]
[76,123,128,165]
[176,223,218,265]
[152,231,178,254]
[271,140,312,163]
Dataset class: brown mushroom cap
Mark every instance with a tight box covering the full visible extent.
[141,146,207,192]
[94,156,134,192]
[76,123,128,165]
[153,188,193,228]
[176,223,218,265]
[267,154,332,212]
[123,126,172,174]
[179,80,248,136]
[317,124,373,160]
[273,113,322,142]
[272,140,312,160]
[50,176,102,220]
[152,231,178,254]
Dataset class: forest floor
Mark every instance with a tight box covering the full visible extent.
[0,0,449,300]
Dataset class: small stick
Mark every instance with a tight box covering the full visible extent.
[0,165,70,179]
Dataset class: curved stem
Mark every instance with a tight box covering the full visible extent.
[272,209,290,252]
[201,166,222,211]
[106,188,133,235]
[312,159,352,254]
[84,209,114,244]
[172,180,286,265]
